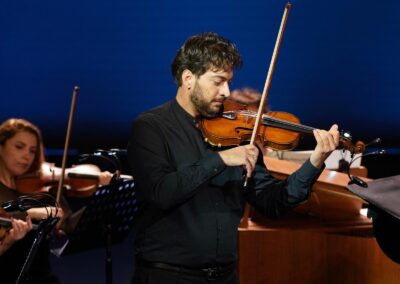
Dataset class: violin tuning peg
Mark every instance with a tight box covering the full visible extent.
[340,130,352,141]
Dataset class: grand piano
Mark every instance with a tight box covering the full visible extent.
[238,157,400,284]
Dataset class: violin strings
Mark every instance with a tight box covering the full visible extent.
[262,115,315,134]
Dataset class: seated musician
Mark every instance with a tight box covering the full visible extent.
[0,118,113,283]
[127,32,340,284]
[0,118,64,283]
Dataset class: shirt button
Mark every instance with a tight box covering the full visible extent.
[214,168,219,172]
[215,202,219,206]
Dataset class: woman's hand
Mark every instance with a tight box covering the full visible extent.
[98,171,114,186]
[27,206,63,220]
[0,217,32,255]
[27,206,66,231]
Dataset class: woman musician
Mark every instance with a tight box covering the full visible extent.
[0,118,114,283]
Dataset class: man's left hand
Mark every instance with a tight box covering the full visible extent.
[310,124,339,168]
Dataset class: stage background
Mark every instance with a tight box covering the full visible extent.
[1,0,399,283]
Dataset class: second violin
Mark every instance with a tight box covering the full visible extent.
[15,163,113,198]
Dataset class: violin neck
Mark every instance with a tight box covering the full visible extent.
[262,114,358,152]
[67,172,99,180]
[0,217,38,230]
[262,115,315,135]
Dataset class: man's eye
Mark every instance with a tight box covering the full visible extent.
[214,81,223,86]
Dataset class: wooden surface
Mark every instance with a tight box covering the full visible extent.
[238,226,400,284]
[238,157,400,284]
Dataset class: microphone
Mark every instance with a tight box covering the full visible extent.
[365,138,382,147]
[362,149,386,157]
[347,147,386,188]
[2,193,57,212]
[78,149,123,172]
[108,148,127,154]
[2,199,25,212]
[348,175,368,188]
[1,198,40,212]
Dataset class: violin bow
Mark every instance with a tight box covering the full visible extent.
[56,86,80,203]
[245,2,291,186]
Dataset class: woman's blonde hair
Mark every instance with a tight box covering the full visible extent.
[0,118,45,174]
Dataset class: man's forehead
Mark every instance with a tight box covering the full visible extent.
[204,69,233,79]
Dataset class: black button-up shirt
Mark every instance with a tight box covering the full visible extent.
[128,99,322,267]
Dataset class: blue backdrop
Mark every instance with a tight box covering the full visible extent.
[1,1,399,283]
[1,0,399,152]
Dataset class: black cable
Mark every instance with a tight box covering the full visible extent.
[6,192,60,218]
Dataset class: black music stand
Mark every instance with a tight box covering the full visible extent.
[347,175,400,264]
[52,179,137,284]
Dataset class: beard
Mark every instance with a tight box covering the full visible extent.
[190,82,223,118]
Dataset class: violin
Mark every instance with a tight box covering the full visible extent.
[15,163,108,198]
[199,99,365,155]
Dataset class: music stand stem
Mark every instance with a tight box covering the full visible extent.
[106,223,113,284]
[16,217,59,284]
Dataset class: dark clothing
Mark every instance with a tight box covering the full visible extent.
[127,99,322,269]
[0,182,61,284]
[133,264,238,284]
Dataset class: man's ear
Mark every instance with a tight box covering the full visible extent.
[181,69,194,90]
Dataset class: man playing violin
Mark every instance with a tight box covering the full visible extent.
[128,32,339,284]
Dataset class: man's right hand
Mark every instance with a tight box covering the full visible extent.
[218,144,259,178]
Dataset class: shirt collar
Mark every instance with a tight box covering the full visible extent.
[172,99,199,127]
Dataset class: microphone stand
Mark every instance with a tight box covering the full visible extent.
[16,216,59,284]
[346,147,386,189]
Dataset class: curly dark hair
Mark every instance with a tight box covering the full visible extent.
[171,32,242,86]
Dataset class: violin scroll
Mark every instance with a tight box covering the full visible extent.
[338,131,366,155]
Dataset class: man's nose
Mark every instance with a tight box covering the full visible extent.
[222,82,230,98]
